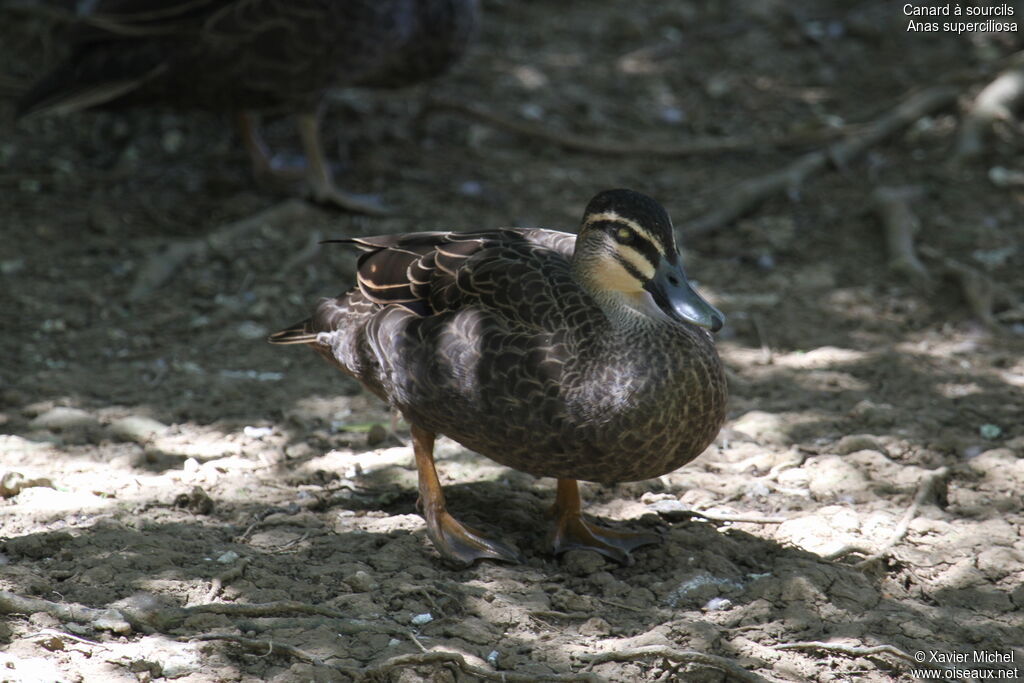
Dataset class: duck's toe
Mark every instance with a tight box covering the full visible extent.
[306,182,392,216]
[424,510,524,567]
[551,514,660,565]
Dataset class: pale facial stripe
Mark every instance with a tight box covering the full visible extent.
[583,210,666,257]
[616,244,656,280]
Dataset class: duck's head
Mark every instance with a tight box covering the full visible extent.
[573,189,724,332]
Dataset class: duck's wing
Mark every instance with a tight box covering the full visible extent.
[338,227,578,327]
[270,227,582,404]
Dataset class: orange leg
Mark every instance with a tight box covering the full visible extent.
[412,425,522,566]
[549,479,660,565]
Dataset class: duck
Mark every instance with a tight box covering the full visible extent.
[16,0,480,214]
[270,189,728,565]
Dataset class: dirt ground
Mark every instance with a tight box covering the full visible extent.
[2,1,1024,681]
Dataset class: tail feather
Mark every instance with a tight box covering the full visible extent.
[16,48,166,119]
[268,321,316,345]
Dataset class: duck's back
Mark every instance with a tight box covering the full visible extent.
[18,0,479,117]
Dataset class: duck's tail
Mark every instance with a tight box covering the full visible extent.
[267,321,316,345]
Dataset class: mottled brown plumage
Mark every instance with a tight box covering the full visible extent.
[272,189,727,564]
[17,0,480,212]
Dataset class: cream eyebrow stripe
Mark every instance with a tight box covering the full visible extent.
[617,245,656,279]
[584,210,664,255]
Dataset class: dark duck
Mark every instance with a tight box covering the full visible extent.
[17,0,480,214]
[271,189,728,565]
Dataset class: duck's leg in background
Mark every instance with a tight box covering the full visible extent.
[412,424,523,566]
[549,478,660,565]
[235,110,389,215]
[294,110,389,215]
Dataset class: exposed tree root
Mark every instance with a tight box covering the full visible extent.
[128,199,318,301]
[682,86,959,237]
[581,645,772,683]
[869,184,1019,328]
[420,97,849,158]
[954,56,1024,161]
[685,509,787,525]
[772,640,960,682]
[919,245,1021,329]
[0,590,135,635]
[205,556,251,602]
[871,186,931,287]
[190,632,322,664]
[0,591,399,637]
[773,640,916,664]
[345,650,600,682]
[195,632,601,683]
[2,590,601,680]
[824,467,950,567]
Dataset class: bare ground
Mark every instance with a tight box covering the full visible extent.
[1,1,1023,681]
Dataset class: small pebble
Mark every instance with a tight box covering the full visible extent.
[235,321,268,340]
[345,570,377,593]
[833,433,884,455]
[411,612,433,626]
[519,103,544,120]
[109,415,169,443]
[561,549,606,576]
[458,180,483,196]
[989,166,1024,188]
[243,425,273,439]
[979,424,1002,440]
[962,444,986,459]
[704,597,733,611]
[216,551,240,564]
[647,498,691,522]
[29,406,96,432]
[659,107,685,125]
[0,259,25,275]
[486,650,499,666]
[1,472,54,498]
[162,129,185,154]
[747,481,771,497]
[366,423,388,447]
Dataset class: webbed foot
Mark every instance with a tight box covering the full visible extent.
[422,507,523,566]
[411,424,522,566]
[549,479,660,565]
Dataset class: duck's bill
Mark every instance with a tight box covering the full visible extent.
[644,259,724,332]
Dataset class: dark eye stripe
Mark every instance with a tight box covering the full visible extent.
[614,230,661,268]
[614,251,648,282]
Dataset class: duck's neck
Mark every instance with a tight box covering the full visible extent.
[588,289,676,335]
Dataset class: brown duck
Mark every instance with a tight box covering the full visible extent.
[271,189,727,564]
[17,0,480,214]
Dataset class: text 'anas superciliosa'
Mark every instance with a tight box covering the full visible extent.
[271,189,727,565]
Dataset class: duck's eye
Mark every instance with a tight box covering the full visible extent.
[615,227,634,243]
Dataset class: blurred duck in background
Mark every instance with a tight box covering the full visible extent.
[17,0,481,213]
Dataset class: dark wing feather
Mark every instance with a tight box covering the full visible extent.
[267,323,316,345]
[324,228,575,322]
[271,228,579,406]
